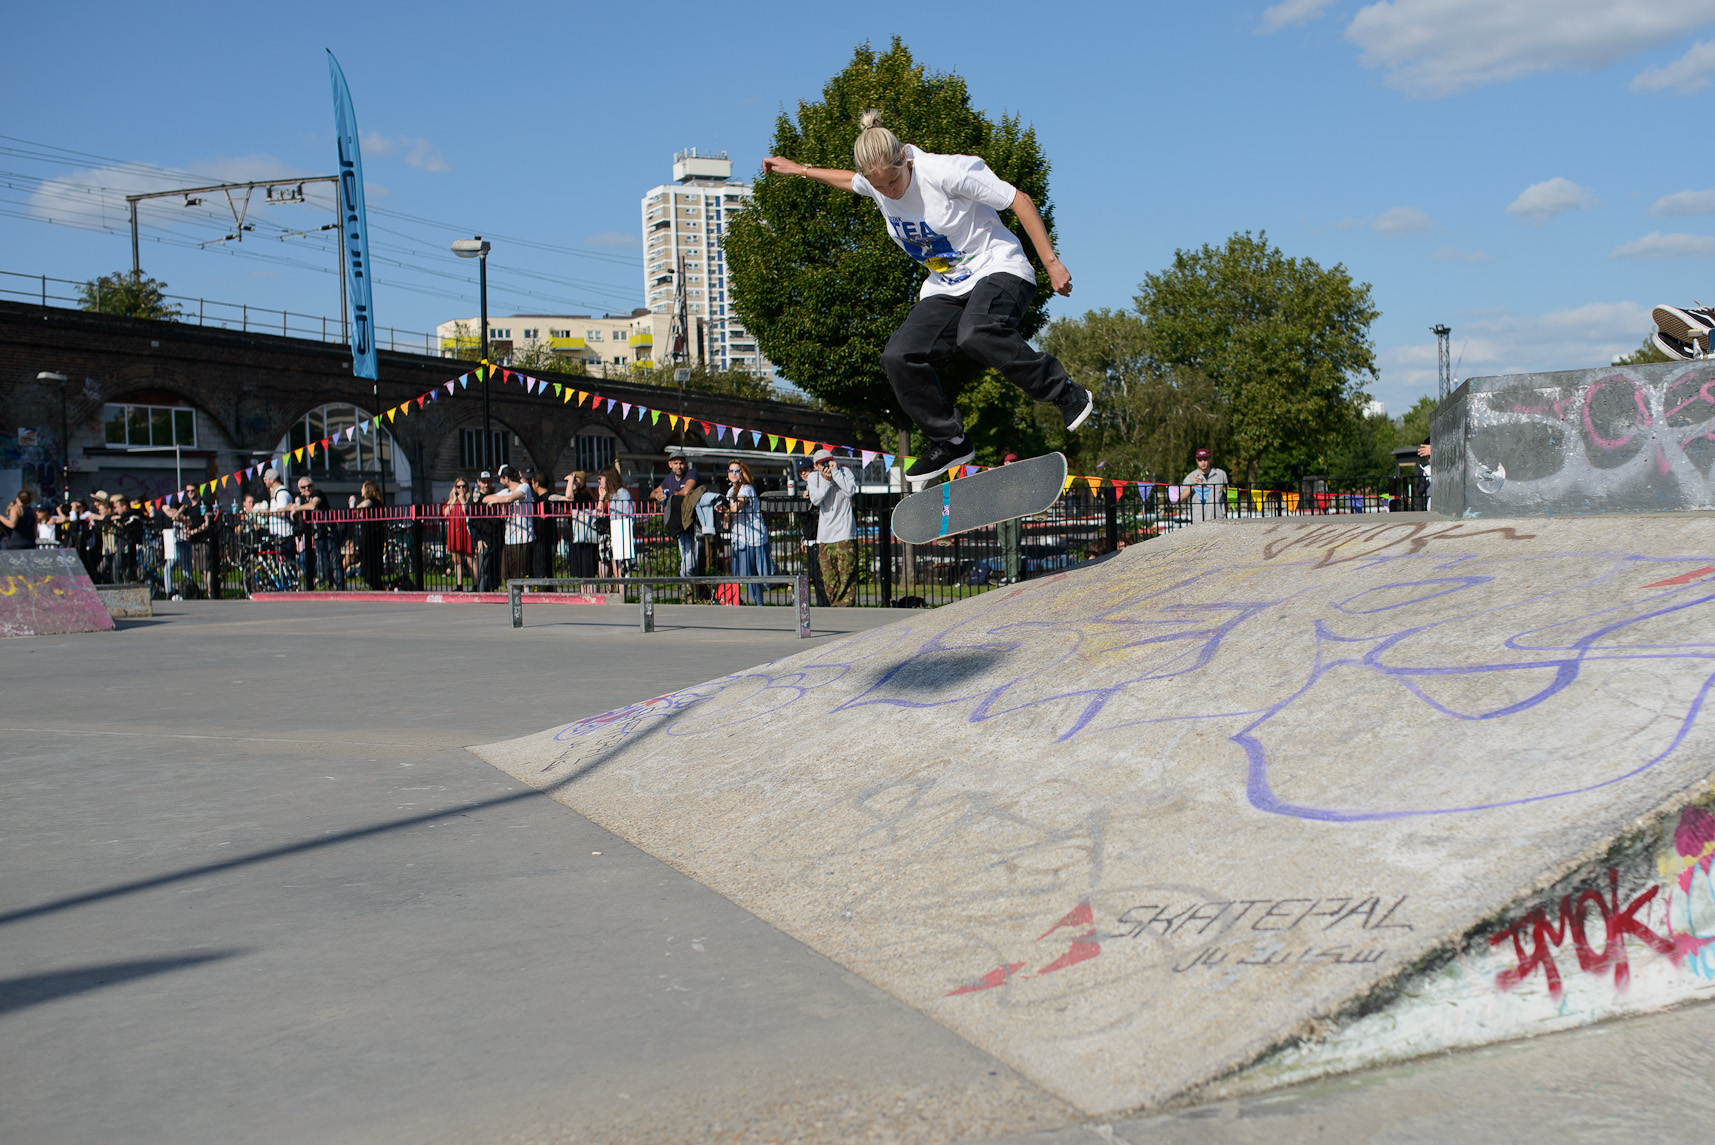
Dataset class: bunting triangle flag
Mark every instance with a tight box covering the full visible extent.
[751,430,762,446]
[651,409,661,424]
[883,454,895,470]
[784,437,798,453]
[803,439,817,455]
[459,374,470,389]
[291,448,304,462]
[700,420,713,436]
[553,383,563,397]
[562,387,572,404]
[386,408,396,422]
[218,475,229,487]
[576,391,588,406]
[606,399,617,414]
[767,435,779,450]
[307,442,319,458]
[1085,476,1101,491]
[621,403,632,419]
[861,450,877,467]
[416,395,427,409]
[444,380,456,393]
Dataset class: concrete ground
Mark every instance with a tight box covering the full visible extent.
[3,599,1714,1144]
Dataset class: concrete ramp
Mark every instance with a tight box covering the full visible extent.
[473,514,1715,1116]
[0,549,115,636]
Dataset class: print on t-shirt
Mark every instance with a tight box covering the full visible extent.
[889,217,970,283]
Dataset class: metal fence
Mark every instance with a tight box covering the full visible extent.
[1,268,440,355]
[41,475,1428,605]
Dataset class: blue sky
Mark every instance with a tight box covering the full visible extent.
[10,0,1715,414]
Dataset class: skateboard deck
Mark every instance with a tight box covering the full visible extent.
[890,452,1067,544]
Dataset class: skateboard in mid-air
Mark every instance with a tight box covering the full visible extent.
[890,452,1068,544]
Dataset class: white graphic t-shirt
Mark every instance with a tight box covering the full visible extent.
[850,145,1036,300]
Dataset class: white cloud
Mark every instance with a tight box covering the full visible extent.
[585,232,640,248]
[1650,188,1715,217]
[1260,0,1335,32]
[1506,177,1596,223]
[360,133,450,172]
[1376,300,1650,402]
[1345,0,1715,97]
[1434,246,1494,263]
[1632,38,1715,91]
[1610,231,1715,258]
[1372,206,1434,235]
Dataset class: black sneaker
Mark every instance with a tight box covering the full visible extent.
[1654,330,1696,361]
[904,437,976,489]
[1653,304,1715,353]
[1053,381,1094,431]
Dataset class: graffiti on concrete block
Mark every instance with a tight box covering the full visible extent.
[1461,363,1715,512]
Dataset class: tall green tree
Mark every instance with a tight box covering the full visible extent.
[725,38,1055,455]
[1039,308,1227,481]
[1134,232,1377,485]
[79,271,181,321]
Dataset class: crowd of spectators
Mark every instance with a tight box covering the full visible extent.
[0,452,873,604]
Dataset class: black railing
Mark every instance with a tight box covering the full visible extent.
[38,474,1428,606]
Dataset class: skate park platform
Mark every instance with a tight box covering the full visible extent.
[0,548,115,636]
[476,512,1715,1118]
[1433,358,1715,517]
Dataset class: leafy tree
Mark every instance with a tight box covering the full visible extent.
[1613,334,1672,365]
[725,38,1056,456]
[1397,394,1436,449]
[79,271,181,321]
[628,362,785,404]
[1039,308,1226,480]
[1133,232,1377,485]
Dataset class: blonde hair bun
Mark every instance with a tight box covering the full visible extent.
[853,109,905,176]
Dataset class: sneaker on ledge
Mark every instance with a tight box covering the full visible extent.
[1053,381,1094,432]
[1653,329,1697,361]
[904,437,977,489]
[1653,304,1715,353]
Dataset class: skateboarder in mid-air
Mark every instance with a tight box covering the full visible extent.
[763,110,1093,489]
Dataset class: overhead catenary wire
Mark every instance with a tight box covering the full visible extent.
[0,133,648,316]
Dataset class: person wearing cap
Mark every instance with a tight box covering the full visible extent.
[1181,449,1229,524]
[995,451,1024,584]
[651,453,701,580]
[467,470,504,591]
[794,459,831,607]
[261,468,295,544]
[807,448,859,606]
[482,464,536,584]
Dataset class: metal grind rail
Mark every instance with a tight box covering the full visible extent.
[508,574,813,637]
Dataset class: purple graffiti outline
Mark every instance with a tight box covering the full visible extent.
[550,547,1715,823]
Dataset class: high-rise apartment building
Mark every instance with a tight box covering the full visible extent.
[641,150,772,376]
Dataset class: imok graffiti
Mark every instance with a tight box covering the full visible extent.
[1489,809,1715,1003]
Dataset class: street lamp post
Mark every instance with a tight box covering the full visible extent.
[451,237,492,467]
[38,372,68,504]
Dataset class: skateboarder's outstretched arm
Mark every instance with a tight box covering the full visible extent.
[762,156,854,192]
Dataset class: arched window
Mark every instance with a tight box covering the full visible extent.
[274,403,410,492]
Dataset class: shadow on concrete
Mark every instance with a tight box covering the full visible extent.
[0,698,687,929]
[0,950,245,1016]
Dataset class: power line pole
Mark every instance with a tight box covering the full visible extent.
[1431,324,1452,400]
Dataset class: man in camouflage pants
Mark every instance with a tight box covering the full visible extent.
[807,448,860,606]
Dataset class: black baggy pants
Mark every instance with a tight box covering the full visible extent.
[879,272,1072,443]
